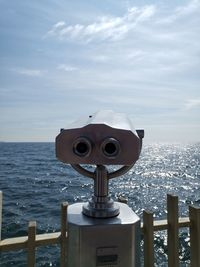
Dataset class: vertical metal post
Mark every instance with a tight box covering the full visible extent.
[143,210,154,267]
[82,165,120,218]
[61,202,68,267]
[189,205,200,267]
[27,221,36,267]
[0,191,2,240]
[167,194,179,267]
[94,165,108,200]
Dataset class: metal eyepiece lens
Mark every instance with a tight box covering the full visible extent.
[104,142,117,155]
[73,138,92,157]
[101,138,120,158]
[76,142,88,154]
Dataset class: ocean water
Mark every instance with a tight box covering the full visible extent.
[0,142,199,266]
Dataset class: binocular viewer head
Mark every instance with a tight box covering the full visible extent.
[56,110,144,166]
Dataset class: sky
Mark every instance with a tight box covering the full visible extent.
[0,0,200,143]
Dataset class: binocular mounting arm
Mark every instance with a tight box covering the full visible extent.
[71,164,134,179]
[70,164,134,218]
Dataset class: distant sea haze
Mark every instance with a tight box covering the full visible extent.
[0,142,199,266]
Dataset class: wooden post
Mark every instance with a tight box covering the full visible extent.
[60,202,68,267]
[27,221,36,267]
[0,191,2,240]
[143,210,154,267]
[167,194,179,267]
[189,205,200,267]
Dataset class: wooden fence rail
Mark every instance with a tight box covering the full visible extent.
[0,198,68,267]
[0,191,200,267]
[141,194,200,267]
[0,191,2,241]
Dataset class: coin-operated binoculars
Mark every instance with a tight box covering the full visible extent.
[56,110,144,267]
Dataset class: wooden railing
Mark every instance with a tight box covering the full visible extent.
[142,194,200,267]
[0,193,68,267]
[0,191,200,266]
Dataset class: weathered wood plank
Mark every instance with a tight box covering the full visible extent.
[0,191,2,241]
[27,221,36,267]
[167,194,179,267]
[0,236,28,251]
[0,232,61,252]
[141,217,190,232]
[36,232,61,246]
[153,219,168,231]
[141,220,168,232]
[189,205,200,267]
[1,216,189,252]
[143,210,154,267]
[178,217,190,228]
[60,202,68,267]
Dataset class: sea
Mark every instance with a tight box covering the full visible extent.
[0,142,199,267]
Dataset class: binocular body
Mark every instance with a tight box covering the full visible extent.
[56,110,144,166]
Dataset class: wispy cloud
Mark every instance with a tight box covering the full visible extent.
[42,0,200,95]
[157,0,200,24]
[57,64,78,72]
[185,99,200,110]
[12,68,46,77]
[45,5,156,42]
[44,21,66,38]
[175,0,200,17]
[1,1,200,142]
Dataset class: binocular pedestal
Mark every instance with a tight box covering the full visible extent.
[67,202,140,267]
[66,164,141,267]
[55,111,144,267]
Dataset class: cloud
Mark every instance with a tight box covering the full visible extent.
[185,99,200,110]
[12,68,45,77]
[45,21,66,37]
[45,5,156,42]
[57,64,78,72]
[175,0,200,16]
[45,0,199,96]
[157,0,200,24]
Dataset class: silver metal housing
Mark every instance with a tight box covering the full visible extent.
[67,202,141,267]
[56,110,143,166]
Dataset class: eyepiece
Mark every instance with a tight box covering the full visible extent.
[101,138,120,158]
[73,137,92,157]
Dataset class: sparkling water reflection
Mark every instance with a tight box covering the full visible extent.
[0,142,199,266]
